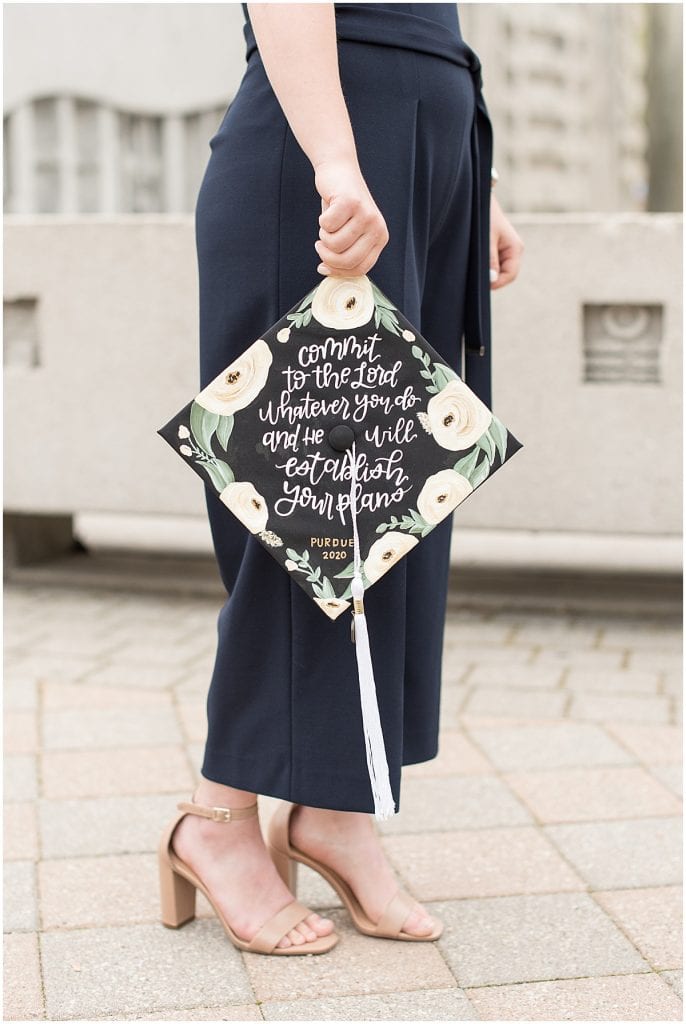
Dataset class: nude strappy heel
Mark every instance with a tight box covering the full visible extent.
[158,794,339,955]
[266,800,443,942]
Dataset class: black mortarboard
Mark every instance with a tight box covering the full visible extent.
[158,274,523,818]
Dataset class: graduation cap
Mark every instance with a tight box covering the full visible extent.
[158,274,523,819]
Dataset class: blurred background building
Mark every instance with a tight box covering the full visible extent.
[3,3,683,579]
[4,3,682,217]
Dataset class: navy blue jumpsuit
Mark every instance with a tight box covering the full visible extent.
[195,2,494,813]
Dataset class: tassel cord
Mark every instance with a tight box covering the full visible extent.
[346,441,396,821]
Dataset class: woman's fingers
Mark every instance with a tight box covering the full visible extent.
[319,194,360,233]
[491,246,519,289]
[313,159,389,277]
[488,191,524,290]
[318,211,376,253]
[315,232,380,276]
[317,198,388,276]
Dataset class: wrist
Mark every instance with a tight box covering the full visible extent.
[313,151,360,173]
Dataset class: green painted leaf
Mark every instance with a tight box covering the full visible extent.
[433,361,459,383]
[433,363,459,391]
[371,282,396,311]
[489,415,507,463]
[190,402,220,455]
[215,459,235,487]
[476,430,496,462]
[302,307,312,326]
[286,547,300,561]
[374,307,381,329]
[339,581,353,601]
[297,285,318,311]
[200,459,233,491]
[470,454,492,488]
[215,415,234,451]
[453,446,480,477]
[320,576,336,599]
[334,561,356,579]
[380,310,400,336]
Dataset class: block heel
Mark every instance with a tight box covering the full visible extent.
[268,841,298,894]
[159,849,196,928]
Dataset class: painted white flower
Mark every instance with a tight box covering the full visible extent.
[194,338,272,416]
[276,327,291,343]
[177,424,190,439]
[416,411,432,434]
[284,559,298,571]
[426,379,492,451]
[314,596,351,620]
[363,531,419,584]
[401,329,415,342]
[259,529,283,547]
[219,481,269,534]
[417,469,473,525]
[310,275,374,329]
[179,445,192,457]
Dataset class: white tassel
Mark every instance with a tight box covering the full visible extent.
[347,441,397,821]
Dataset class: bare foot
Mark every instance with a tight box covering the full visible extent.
[289,805,439,937]
[172,787,335,949]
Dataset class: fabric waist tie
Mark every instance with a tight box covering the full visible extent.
[438,39,495,410]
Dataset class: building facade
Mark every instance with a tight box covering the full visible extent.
[5,3,677,218]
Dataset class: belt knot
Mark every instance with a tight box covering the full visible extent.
[467,51,481,75]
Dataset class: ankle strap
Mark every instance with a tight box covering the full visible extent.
[177,799,258,823]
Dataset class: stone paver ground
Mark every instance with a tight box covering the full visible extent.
[3,561,683,1022]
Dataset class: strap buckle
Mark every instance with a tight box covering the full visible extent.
[211,806,232,822]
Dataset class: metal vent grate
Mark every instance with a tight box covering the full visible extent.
[582,304,663,384]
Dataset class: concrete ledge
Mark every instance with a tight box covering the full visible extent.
[73,512,682,577]
[5,547,681,618]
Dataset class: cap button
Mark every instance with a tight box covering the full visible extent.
[328,424,356,451]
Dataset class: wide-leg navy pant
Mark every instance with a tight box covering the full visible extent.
[195,39,475,813]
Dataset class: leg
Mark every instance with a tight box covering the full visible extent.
[171,779,335,948]
[284,49,476,934]
[179,66,336,949]
[289,804,439,936]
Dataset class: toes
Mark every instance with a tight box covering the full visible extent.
[296,920,318,942]
[274,914,335,949]
[287,927,306,945]
[306,912,334,935]
[401,907,435,936]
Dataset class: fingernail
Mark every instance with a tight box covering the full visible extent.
[489,268,498,283]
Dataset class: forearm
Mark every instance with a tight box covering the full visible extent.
[247,2,359,170]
